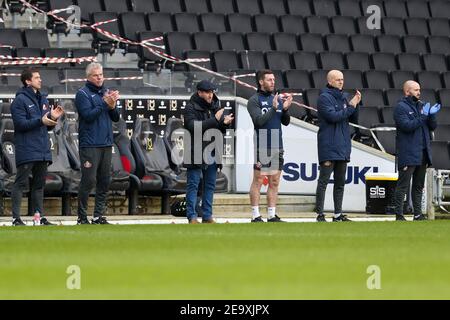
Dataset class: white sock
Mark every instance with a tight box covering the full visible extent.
[334,213,342,218]
[252,206,260,219]
[268,207,276,219]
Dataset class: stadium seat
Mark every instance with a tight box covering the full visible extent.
[219,32,246,51]
[434,125,450,141]
[209,0,235,14]
[156,0,183,13]
[261,0,289,16]
[438,89,450,107]
[421,89,438,105]
[385,89,404,106]
[174,13,200,33]
[443,72,450,89]
[351,34,376,54]
[405,18,430,36]
[265,51,292,71]
[76,0,103,24]
[375,130,396,155]
[200,13,227,32]
[429,0,450,18]
[246,32,273,51]
[372,53,398,72]
[313,0,338,17]
[365,70,391,89]
[357,17,382,35]
[138,31,165,70]
[430,141,450,170]
[213,50,240,72]
[428,18,450,37]
[239,50,266,70]
[147,13,175,32]
[46,0,74,34]
[319,52,346,70]
[299,33,325,52]
[292,52,319,71]
[104,0,130,12]
[357,106,382,130]
[0,29,24,48]
[397,53,423,72]
[254,14,280,33]
[391,70,415,89]
[360,89,386,107]
[227,13,253,33]
[381,106,395,124]
[16,48,42,59]
[346,52,372,71]
[306,16,331,35]
[406,0,431,18]
[285,70,312,89]
[423,54,448,73]
[279,15,306,34]
[184,50,212,71]
[384,0,408,18]
[338,0,363,17]
[235,0,262,15]
[377,35,403,54]
[165,32,193,60]
[311,70,329,89]
[403,35,428,54]
[91,12,120,53]
[130,0,155,12]
[325,34,351,53]
[286,0,312,16]
[23,29,50,48]
[428,35,450,55]
[361,0,385,16]
[184,0,210,13]
[342,70,364,90]
[417,71,444,90]
[331,16,357,35]
[272,33,299,52]
[193,32,220,51]
[119,12,149,53]
[382,17,406,36]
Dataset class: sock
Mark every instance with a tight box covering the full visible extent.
[414,214,422,218]
[334,213,342,218]
[252,206,260,219]
[268,207,276,219]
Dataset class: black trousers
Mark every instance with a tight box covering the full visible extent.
[315,160,347,215]
[77,147,112,219]
[394,153,427,216]
[12,161,47,219]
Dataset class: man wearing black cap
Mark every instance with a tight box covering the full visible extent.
[182,80,234,224]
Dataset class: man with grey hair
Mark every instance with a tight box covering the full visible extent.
[74,62,120,225]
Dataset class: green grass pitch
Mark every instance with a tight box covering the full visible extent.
[1,221,449,299]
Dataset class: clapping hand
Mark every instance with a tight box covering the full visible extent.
[429,103,441,115]
[50,105,64,121]
[103,90,120,109]
[421,102,431,116]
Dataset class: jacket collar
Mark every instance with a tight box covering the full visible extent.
[401,95,422,113]
[257,89,273,97]
[17,86,45,106]
[85,81,106,94]
[190,93,218,111]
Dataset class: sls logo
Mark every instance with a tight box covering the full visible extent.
[369,186,385,198]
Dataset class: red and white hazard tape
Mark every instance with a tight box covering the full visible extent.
[60,76,143,83]
[0,56,97,66]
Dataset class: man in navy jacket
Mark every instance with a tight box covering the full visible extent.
[315,70,361,222]
[75,62,120,225]
[10,67,64,226]
[393,80,440,221]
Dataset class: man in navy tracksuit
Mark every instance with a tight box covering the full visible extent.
[393,80,440,221]
[315,70,361,222]
[247,69,293,223]
[75,62,120,225]
[10,67,64,226]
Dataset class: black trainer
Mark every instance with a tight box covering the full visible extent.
[77,217,90,225]
[316,214,327,222]
[267,215,286,222]
[12,218,26,226]
[396,214,407,221]
[332,214,352,222]
[40,217,56,226]
[413,214,427,221]
[91,216,110,225]
[251,216,265,223]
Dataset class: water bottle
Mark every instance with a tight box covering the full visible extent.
[33,212,41,226]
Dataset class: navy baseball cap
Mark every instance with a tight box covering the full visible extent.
[196,80,217,92]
